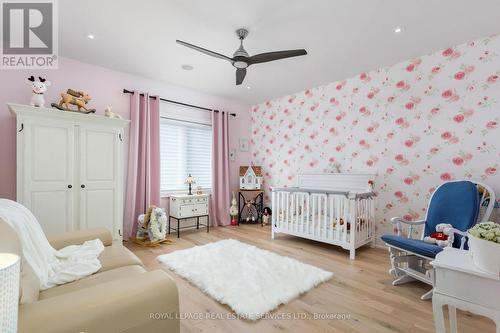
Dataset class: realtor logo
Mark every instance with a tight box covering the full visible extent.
[1,0,58,69]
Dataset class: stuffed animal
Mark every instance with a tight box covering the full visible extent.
[104,106,123,119]
[229,192,238,225]
[27,76,50,107]
[262,207,272,226]
[136,206,167,242]
[423,223,454,247]
[147,207,167,242]
[53,89,96,113]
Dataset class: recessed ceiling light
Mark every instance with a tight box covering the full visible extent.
[87,34,95,40]
[181,64,194,71]
[246,86,251,90]
[394,27,403,34]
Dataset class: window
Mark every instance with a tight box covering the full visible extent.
[160,118,212,193]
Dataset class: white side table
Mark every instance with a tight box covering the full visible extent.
[169,194,210,238]
[431,247,500,333]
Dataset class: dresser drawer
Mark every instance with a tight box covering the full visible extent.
[179,197,208,205]
[195,197,208,203]
[193,203,208,215]
[435,267,499,309]
[179,205,195,218]
[175,203,209,218]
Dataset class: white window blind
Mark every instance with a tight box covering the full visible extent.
[160,118,212,193]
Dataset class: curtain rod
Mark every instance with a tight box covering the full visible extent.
[122,89,236,117]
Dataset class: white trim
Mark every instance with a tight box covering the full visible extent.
[8,103,130,128]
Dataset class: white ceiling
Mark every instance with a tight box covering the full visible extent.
[59,0,500,105]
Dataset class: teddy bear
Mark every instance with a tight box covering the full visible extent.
[423,223,454,247]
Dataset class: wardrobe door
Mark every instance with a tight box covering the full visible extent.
[78,125,122,240]
[20,120,75,236]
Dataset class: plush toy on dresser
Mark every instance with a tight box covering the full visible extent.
[104,106,123,119]
[27,76,50,107]
[51,89,96,114]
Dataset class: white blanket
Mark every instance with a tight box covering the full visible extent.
[0,199,104,290]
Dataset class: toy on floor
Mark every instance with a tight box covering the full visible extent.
[104,106,123,119]
[132,206,172,247]
[262,207,272,226]
[230,192,239,226]
[27,76,50,107]
[423,223,454,247]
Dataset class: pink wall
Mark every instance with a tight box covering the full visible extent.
[0,57,252,200]
[251,34,500,239]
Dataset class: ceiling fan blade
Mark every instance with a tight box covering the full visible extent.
[176,40,233,62]
[236,68,246,85]
[248,49,307,65]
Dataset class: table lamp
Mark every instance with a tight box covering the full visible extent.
[185,174,196,195]
[0,253,20,333]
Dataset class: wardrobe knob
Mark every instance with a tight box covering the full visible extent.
[81,184,86,188]
[67,185,72,189]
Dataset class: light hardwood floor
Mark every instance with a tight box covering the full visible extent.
[125,225,495,333]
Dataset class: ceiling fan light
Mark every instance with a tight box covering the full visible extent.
[234,61,248,69]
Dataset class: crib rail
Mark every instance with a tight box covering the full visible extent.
[271,188,375,259]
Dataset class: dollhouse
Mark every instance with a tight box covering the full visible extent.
[239,166,263,190]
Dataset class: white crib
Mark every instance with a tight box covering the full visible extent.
[271,174,376,260]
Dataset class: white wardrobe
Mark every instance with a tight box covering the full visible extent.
[9,103,129,241]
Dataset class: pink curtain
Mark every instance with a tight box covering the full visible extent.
[210,111,231,226]
[124,92,161,239]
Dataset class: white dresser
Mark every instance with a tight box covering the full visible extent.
[9,103,129,241]
[169,194,209,237]
[431,247,500,333]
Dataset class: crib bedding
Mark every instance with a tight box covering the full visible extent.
[276,214,347,229]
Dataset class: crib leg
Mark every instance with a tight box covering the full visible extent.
[349,249,355,260]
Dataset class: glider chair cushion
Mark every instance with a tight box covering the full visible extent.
[381,235,443,258]
[423,181,480,247]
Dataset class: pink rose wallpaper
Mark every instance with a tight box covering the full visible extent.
[251,34,500,241]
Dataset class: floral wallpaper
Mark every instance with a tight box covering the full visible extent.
[251,34,500,240]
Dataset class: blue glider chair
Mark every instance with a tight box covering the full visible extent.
[382,180,495,300]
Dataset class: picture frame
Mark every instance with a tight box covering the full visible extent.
[239,139,249,152]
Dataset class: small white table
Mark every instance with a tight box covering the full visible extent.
[431,247,500,333]
[169,194,210,238]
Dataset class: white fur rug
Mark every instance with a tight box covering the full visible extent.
[157,239,332,320]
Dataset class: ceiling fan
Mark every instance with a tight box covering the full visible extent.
[176,28,307,86]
